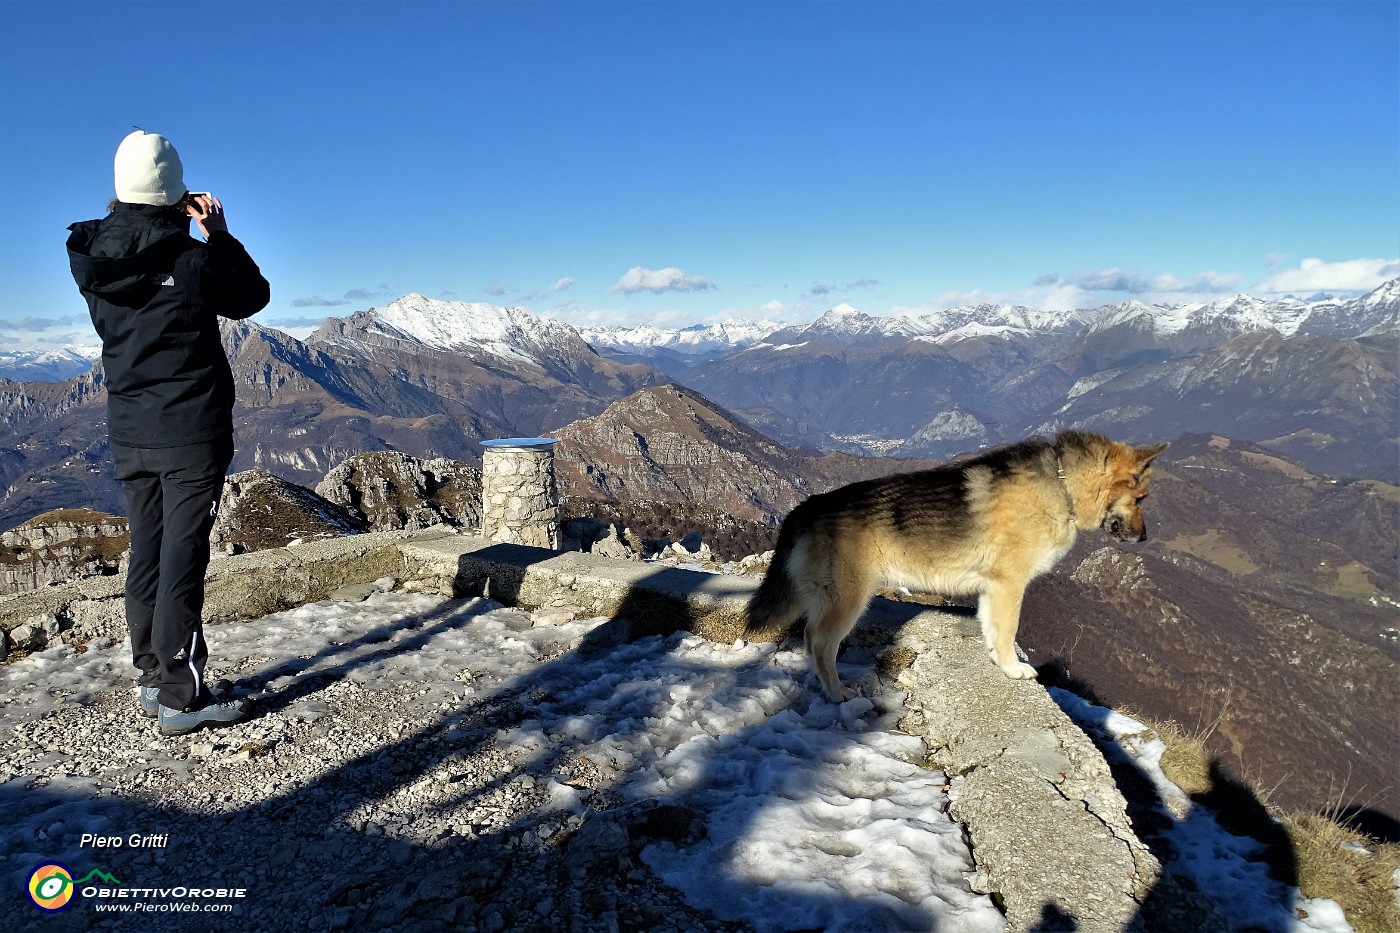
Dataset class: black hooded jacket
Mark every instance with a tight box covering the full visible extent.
[67,203,269,448]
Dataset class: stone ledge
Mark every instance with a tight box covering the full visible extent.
[398,533,1157,930]
[1,529,1155,930]
[893,614,1160,932]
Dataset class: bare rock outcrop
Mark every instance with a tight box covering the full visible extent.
[212,469,369,555]
[0,508,128,595]
[316,451,483,533]
[550,384,813,524]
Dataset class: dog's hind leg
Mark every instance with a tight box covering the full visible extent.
[980,579,1038,680]
[804,584,874,702]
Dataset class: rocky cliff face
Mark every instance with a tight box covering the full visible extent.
[0,508,128,595]
[211,470,369,555]
[316,451,483,532]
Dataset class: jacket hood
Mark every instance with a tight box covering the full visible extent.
[67,204,196,297]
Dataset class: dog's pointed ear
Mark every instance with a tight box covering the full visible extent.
[1134,442,1168,473]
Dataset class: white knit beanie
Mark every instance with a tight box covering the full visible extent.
[113,130,186,206]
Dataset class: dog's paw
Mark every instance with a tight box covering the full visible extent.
[998,660,1039,680]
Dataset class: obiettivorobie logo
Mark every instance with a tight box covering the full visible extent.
[27,863,121,912]
[26,862,248,914]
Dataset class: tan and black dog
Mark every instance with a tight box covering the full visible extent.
[746,431,1167,700]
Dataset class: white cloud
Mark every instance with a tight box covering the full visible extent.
[894,267,1247,316]
[609,266,716,295]
[0,314,97,352]
[549,277,574,293]
[547,300,701,329]
[1073,268,1153,293]
[896,268,1248,318]
[1149,271,1245,294]
[1061,267,1244,296]
[808,278,879,298]
[1254,257,1400,296]
[291,295,352,308]
[291,286,393,308]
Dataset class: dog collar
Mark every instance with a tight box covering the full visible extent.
[1055,453,1076,521]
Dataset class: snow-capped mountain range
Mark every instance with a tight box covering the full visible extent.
[7,280,1394,383]
[587,280,1399,354]
[577,319,786,356]
[306,292,594,369]
[0,345,100,383]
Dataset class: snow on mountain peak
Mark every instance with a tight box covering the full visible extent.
[372,294,534,350]
[1089,293,1314,338]
[1360,276,1400,307]
[803,304,928,340]
[309,293,591,369]
[914,303,1085,339]
[0,345,101,382]
[294,278,1398,369]
[578,319,785,355]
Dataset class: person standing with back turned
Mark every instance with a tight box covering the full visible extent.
[66,130,270,735]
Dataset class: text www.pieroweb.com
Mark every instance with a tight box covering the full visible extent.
[91,901,235,913]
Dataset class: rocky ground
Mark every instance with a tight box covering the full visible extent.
[4,585,996,933]
[4,615,748,931]
[7,691,746,933]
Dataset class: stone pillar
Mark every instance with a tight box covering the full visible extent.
[480,438,559,549]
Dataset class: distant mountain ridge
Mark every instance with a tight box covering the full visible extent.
[0,296,661,528]
[0,345,100,383]
[0,281,1394,530]
[579,319,785,356]
[580,282,1397,355]
[14,280,1392,378]
[674,280,1398,475]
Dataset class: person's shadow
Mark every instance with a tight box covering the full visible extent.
[5,553,987,932]
[1040,660,1304,932]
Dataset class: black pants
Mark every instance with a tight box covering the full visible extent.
[113,439,233,712]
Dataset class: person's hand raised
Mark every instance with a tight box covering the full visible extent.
[185,193,228,238]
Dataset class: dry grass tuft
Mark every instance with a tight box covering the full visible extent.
[1151,718,1213,797]
[1284,810,1400,933]
[1141,712,1399,933]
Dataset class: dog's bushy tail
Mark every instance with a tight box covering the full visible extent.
[745,516,806,638]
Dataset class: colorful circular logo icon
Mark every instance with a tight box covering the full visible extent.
[28,863,75,912]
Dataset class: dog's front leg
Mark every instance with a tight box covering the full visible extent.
[979,581,1038,679]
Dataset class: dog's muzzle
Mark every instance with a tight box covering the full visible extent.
[1104,515,1147,542]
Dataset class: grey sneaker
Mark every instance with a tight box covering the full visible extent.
[157,697,251,736]
[138,678,232,720]
[138,686,161,719]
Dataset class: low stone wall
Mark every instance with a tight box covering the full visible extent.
[0,529,1158,931]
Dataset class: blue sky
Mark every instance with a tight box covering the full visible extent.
[2,1,1396,349]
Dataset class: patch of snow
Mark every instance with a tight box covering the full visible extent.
[1052,688,1355,933]
[580,320,786,355]
[1,593,1001,932]
[1,590,1362,933]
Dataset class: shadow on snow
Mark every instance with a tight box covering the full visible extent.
[4,550,984,933]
